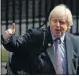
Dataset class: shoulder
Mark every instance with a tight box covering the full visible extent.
[67,33,79,52]
[66,33,79,48]
[66,33,79,56]
[67,33,79,42]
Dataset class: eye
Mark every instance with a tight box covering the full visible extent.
[52,19,57,23]
[59,21,65,24]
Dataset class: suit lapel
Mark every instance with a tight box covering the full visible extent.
[46,45,57,72]
[46,27,57,73]
[65,33,73,74]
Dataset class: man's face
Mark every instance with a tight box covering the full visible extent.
[50,16,69,38]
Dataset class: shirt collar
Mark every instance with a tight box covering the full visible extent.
[51,33,65,43]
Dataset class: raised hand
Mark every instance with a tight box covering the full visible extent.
[3,23,15,41]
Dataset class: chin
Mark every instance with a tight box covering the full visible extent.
[54,34,62,38]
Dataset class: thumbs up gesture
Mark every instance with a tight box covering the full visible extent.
[11,23,15,34]
[3,23,15,41]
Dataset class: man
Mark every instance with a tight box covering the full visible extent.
[1,4,79,75]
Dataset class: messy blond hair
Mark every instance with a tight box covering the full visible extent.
[49,4,73,26]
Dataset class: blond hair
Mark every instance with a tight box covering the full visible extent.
[49,4,73,26]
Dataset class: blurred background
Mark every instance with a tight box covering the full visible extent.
[1,0,79,74]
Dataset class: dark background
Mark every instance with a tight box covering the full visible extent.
[1,0,79,35]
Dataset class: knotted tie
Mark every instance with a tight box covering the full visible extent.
[54,38,63,74]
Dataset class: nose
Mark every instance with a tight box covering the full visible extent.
[55,21,61,30]
[56,21,60,27]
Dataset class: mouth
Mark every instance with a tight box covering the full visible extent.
[55,29,60,32]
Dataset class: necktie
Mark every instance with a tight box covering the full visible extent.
[54,39,63,74]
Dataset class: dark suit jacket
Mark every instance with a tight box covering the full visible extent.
[1,27,79,75]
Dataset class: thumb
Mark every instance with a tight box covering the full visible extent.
[11,23,15,33]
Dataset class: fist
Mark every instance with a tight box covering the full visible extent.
[3,23,15,41]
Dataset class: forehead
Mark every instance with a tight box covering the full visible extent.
[51,16,67,22]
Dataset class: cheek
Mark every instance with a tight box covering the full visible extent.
[50,24,55,28]
[50,24,55,29]
[61,26,68,32]
[50,22,55,28]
